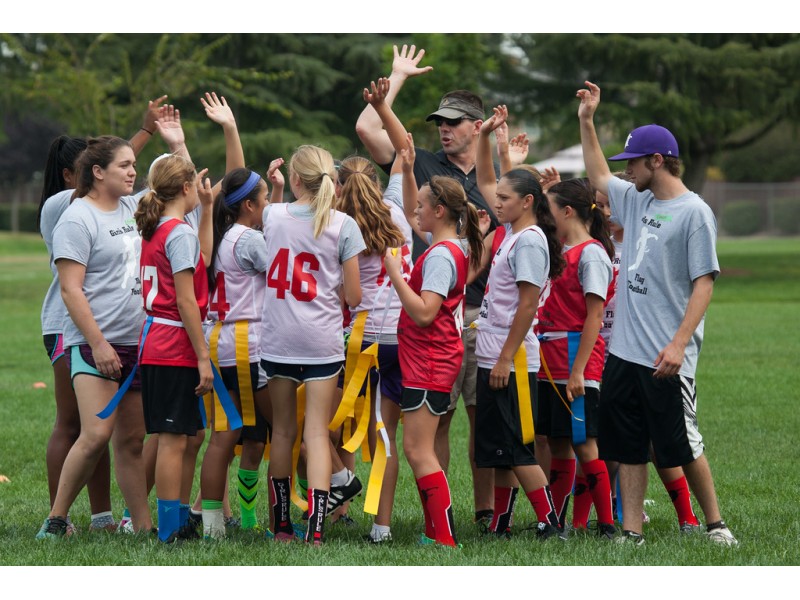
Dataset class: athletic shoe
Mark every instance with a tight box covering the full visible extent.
[707,525,738,546]
[615,530,645,546]
[177,522,201,540]
[492,528,512,540]
[474,510,493,534]
[597,522,617,540]
[224,516,240,529]
[36,516,69,540]
[265,523,305,542]
[535,522,562,540]
[418,533,436,545]
[89,522,117,533]
[117,516,134,534]
[679,522,703,535]
[365,530,393,544]
[327,472,363,512]
[333,514,356,527]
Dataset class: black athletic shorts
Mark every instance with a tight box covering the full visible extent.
[598,355,704,468]
[220,363,270,443]
[536,380,600,440]
[400,387,450,416]
[141,365,202,436]
[475,368,538,468]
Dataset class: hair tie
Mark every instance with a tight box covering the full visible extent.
[591,203,597,210]
[322,172,333,180]
[225,171,261,206]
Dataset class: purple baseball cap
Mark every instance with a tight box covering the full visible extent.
[608,124,679,161]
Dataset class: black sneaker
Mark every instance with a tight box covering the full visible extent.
[327,472,363,512]
[597,522,617,540]
[535,522,562,540]
[177,521,201,540]
[615,530,645,546]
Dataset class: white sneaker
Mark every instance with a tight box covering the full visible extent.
[117,517,134,534]
[707,526,738,546]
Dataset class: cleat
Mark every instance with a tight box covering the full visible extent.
[680,522,703,535]
[36,516,69,540]
[597,522,617,540]
[224,516,240,529]
[706,525,738,546]
[535,522,563,540]
[365,531,393,544]
[327,471,363,513]
[474,510,493,534]
[615,530,645,546]
[117,516,134,534]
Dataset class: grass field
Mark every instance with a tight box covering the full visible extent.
[1,233,798,576]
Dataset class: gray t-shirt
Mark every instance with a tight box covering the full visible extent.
[571,241,613,301]
[52,195,145,347]
[262,203,365,263]
[607,177,719,377]
[234,227,269,275]
[421,238,468,298]
[40,190,74,335]
[509,228,549,288]
[161,218,201,273]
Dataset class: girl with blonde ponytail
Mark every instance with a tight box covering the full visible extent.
[260,144,365,545]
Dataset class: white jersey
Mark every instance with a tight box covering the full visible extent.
[476,225,549,371]
[260,203,366,364]
[207,223,267,366]
[346,200,414,345]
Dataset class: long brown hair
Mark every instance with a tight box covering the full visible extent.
[134,154,196,241]
[74,136,131,198]
[426,175,483,271]
[336,156,404,255]
[548,178,615,261]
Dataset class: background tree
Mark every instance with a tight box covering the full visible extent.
[496,33,800,191]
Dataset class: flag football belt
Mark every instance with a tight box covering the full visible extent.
[204,320,254,431]
[537,331,586,445]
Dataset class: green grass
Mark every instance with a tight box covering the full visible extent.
[1,233,799,567]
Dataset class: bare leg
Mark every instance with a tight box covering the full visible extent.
[619,463,647,534]
[434,408,454,473]
[374,398,401,527]
[111,390,151,531]
[682,454,722,524]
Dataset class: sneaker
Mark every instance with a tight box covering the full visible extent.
[365,530,393,544]
[706,525,738,546]
[474,510,493,534]
[679,522,703,535]
[327,472,363,512]
[224,516,240,529]
[534,522,562,540]
[36,516,69,540]
[265,523,305,542]
[177,522,201,540]
[117,516,134,534]
[418,533,436,545]
[615,530,645,546]
[597,522,617,540]
[332,514,356,527]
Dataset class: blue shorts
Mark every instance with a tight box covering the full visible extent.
[338,341,402,405]
[261,359,343,383]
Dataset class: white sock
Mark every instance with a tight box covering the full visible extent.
[331,468,350,487]
[202,508,226,539]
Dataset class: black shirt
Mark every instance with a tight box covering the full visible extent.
[380,147,499,307]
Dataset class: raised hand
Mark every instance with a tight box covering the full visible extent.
[480,105,508,135]
[363,78,391,107]
[391,44,433,80]
[200,92,235,128]
[154,104,185,151]
[196,168,213,208]
[477,209,492,237]
[576,80,601,121]
[508,132,529,166]
[400,132,416,173]
[142,95,168,133]
[540,167,561,193]
[267,158,285,187]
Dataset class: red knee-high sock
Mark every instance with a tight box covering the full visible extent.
[416,478,435,539]
[663,475,700,526]
[549,458,576,527]
[526,485,559,527]
[572,475,593,529]
[417,471,457,547]
[581,459,614,525]
[489,486,518,534]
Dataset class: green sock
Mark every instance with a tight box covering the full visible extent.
[201,499,223,511]
[297,477,309,501]
[238,468,260,529]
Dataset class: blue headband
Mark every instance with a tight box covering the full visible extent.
[225,171,261,206]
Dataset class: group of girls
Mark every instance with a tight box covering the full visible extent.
[36,83,643,549]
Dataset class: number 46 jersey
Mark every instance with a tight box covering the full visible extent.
[259,203,366,365]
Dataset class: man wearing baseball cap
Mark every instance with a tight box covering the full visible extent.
[576,81,737,546]
[356,44,499,532]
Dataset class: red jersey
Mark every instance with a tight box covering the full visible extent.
[536,239,611,381]
[139,218,209,367]
[397,240,467,393]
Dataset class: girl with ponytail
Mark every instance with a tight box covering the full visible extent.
[535,177,617,540]
[383,147,484,545]
[134,154,214,543]
[198,165,275,538]
[260,145,364,545]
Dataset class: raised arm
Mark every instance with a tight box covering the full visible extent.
[201,92,245,177]
[577,80,612,196]
[399,132,425,242]
[195,169,213,265]
[477,105,507,205]
[129,95,168,156]
[155,104,189,160]
[355,44,433,165]
[507,132,529,171]
[266,158,285,203]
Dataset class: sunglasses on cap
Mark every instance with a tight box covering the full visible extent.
[432,116,470,127]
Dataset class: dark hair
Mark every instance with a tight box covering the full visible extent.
[502,168,565,279]
[424,175,483,271]
[134,155,196,241]
[337,156,404,256]
[38,136,87,232]
[74,136,132,198]
[548,178,615,261]
[208,168,267,292]
[644,155,682,177]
